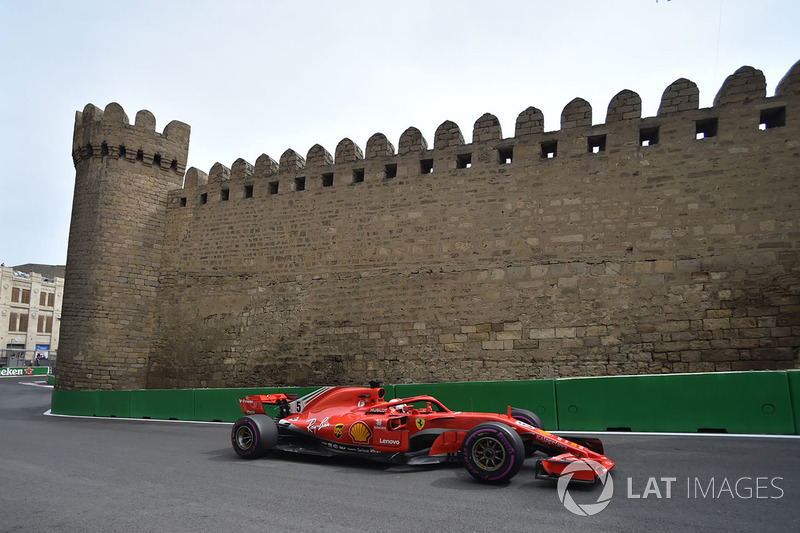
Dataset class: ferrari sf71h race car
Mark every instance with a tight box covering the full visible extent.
[231,384,614,484]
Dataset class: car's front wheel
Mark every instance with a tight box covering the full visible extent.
[231,415,278,459]
[461,422,525,484]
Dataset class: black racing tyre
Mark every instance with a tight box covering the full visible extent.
[231,415,278,459]
[510,407,543,429]
[461,422,525,484]
[510,408,543,457]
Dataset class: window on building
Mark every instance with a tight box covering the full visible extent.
[37,315,53,334]
[12,288,31,304]
[9,312,28,332]
[39,291,55,307]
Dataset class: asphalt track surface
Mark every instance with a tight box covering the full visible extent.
[1,376,798,532]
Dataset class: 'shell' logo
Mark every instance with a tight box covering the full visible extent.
[349,421,372,443]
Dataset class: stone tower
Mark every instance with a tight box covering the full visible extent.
[57,103,190,390]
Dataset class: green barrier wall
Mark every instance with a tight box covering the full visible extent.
[93,390,133,417]
[50,389,132,418]
[51,390,100,417]
[49,372,800,434]
[130,389,195,420]
[51,390,133,418]
[555,371,796,434]
[394,380,557,428]
[787,371,800,434]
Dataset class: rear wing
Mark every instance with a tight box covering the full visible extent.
[239,393,299,416]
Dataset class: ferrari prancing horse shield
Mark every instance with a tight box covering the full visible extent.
[415,418,425,430]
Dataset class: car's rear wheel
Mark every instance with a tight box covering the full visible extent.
[510,408,543,457]
[231,415,278,459]
[510,407,543,429]
[461,422,525,484]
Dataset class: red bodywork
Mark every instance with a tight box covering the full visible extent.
[238,385,614,482]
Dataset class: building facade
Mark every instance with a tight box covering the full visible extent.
[0,265,64,365]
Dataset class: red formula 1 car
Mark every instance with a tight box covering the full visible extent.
[231,384,614,484]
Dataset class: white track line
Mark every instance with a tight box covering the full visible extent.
[42,409,231,425]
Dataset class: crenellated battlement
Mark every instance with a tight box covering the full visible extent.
[174,62,799,205]
[72,102,190,174]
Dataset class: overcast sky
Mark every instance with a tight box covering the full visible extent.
[1,0,798,268]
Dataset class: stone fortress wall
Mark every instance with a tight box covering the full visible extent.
[57,62,800,390]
